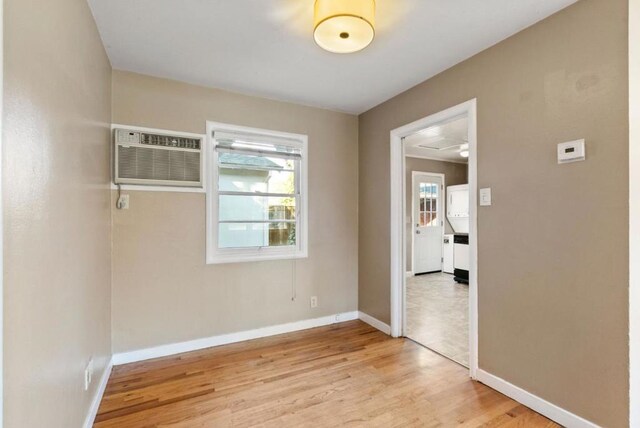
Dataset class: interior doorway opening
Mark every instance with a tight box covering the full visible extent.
[404,118,470,367]
[390,99,478,377]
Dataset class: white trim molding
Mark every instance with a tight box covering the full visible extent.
[630,0,640,424]
[358,311,391,335]
[476,370,600,428]
[113,311,358,365]
[389,99,478,379]
[83,358,113,428]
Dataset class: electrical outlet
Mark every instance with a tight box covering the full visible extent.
[117,194,130,210]
[84,358,93,391]
[310,296,318,308]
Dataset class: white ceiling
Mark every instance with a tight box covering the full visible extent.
[88,0,577,114]
[404,117,469,163]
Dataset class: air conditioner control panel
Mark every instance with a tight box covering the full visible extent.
[116,129,141,144]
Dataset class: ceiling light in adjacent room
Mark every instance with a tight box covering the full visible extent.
[314,0,375,54]
[460,150,469,158]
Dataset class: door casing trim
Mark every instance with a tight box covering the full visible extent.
[389,99,478,379]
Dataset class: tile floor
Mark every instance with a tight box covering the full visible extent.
[405,272,469,366]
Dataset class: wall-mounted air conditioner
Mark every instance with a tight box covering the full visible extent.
[113,128,204,188]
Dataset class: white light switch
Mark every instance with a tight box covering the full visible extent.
[480,188,492,206]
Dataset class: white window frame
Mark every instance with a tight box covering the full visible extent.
[206,121,308,264]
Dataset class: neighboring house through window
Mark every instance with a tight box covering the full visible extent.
[206,122,308,264]
[419,182,439,227]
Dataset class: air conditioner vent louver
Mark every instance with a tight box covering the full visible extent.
[140,133,201,150]
[114,128,203,188]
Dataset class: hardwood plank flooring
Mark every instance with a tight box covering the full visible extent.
[95,321,559,427]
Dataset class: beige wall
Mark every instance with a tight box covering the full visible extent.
[405,157,467,271]
[629,0,640,424]
[3,0,113,426]
[111,71,358,353]
[358,0,629,426]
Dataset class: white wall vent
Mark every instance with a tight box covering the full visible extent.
[114,128,203,187]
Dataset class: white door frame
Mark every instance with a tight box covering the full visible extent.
[390,99,478,378]
[410,171,445,275]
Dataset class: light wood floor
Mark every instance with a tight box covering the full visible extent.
[95,321,558,427]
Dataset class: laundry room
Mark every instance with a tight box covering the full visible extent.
[403,115,471,366]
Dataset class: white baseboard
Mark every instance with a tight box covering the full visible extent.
[476,369,600,428]
[83,357,113,428]
[113,311,359,366]
[358,311,391,335]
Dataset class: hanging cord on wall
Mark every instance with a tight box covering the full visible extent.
[291,259,297,301]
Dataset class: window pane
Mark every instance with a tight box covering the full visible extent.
[219,195,296,222]
[431,197,437,212]
[219,152,295,171]
[219,167,296,194]
[430,212,438,226]
[218,153,296,194]
[218,222,296,248]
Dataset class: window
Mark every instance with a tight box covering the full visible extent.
[419,182,439,227]
[206,122,308,264]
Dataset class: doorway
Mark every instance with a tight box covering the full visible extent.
[404,123,469,366]
[389,99,478,378]
[412,172,444,275]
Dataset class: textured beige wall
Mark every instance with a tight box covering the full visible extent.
[3,0,113,426]
[111,71,358,353]
[404,157,467,271]
[358,0,629,426]
[629,0,640,424]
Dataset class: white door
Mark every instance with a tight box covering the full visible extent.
[414,175,444,274]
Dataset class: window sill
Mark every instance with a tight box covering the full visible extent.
[206,250,308,265]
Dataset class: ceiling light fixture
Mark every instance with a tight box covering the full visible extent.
[314,0,375,54]
[460,150,470,158]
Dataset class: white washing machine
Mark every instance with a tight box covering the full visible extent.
[443,234,454,274]
[453,234,469,283]
[446,184,470,284]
